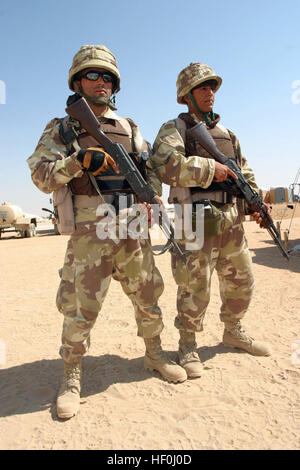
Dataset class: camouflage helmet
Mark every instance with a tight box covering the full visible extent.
[176,62,222,104]
[68,45,121,93]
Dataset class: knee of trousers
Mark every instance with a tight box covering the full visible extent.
[126,267,164,310]
[56,279,101,322]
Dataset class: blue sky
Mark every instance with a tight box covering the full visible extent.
[1,0,300,216]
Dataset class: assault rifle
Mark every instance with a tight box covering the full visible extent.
[186,122,289,260]
[65,93,187,263]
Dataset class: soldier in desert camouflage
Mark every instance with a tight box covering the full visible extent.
[27,45,187,419]
[151,62,271,378]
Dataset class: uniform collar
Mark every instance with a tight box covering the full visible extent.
[190,112,221,128]
[96,108,121,123]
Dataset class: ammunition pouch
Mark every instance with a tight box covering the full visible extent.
[53,185,75,235]
[95,151,147,194]
[95,176,133,193]
[192,199,223,238]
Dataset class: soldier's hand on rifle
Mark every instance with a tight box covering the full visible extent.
[141,202,152,223]
[77,147,119,176]
[252,203,272,228]
[214,161,238,182]
[141,196,164,224]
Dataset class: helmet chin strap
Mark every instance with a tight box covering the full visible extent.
[74,83,117,110]
[188,91,215,125]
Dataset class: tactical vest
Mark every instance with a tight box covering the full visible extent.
[176,113,241,194]
[61,116,148,196]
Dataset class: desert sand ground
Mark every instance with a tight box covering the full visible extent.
[0,214,299,450]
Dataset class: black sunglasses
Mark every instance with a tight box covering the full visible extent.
[79,70,115,84]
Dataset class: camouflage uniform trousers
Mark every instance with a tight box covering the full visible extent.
[56,207,164,364]
[171,204,254,332]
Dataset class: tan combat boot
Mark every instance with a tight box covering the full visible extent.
[56,360,82,419]
[178,330,202,378]
[223,321,271,356]
[144,336,187,383]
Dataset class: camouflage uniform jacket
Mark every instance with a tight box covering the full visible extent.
[27,108,159,195]
[151,113,259,196]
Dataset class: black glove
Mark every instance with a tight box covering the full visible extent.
[77,147,118,176]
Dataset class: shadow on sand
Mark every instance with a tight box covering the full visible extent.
[0,354,148,420]
[250,237,300,273]
[0,343,233,421]
[153,239,300,273]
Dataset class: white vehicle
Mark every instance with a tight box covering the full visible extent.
[0,202,37,238]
